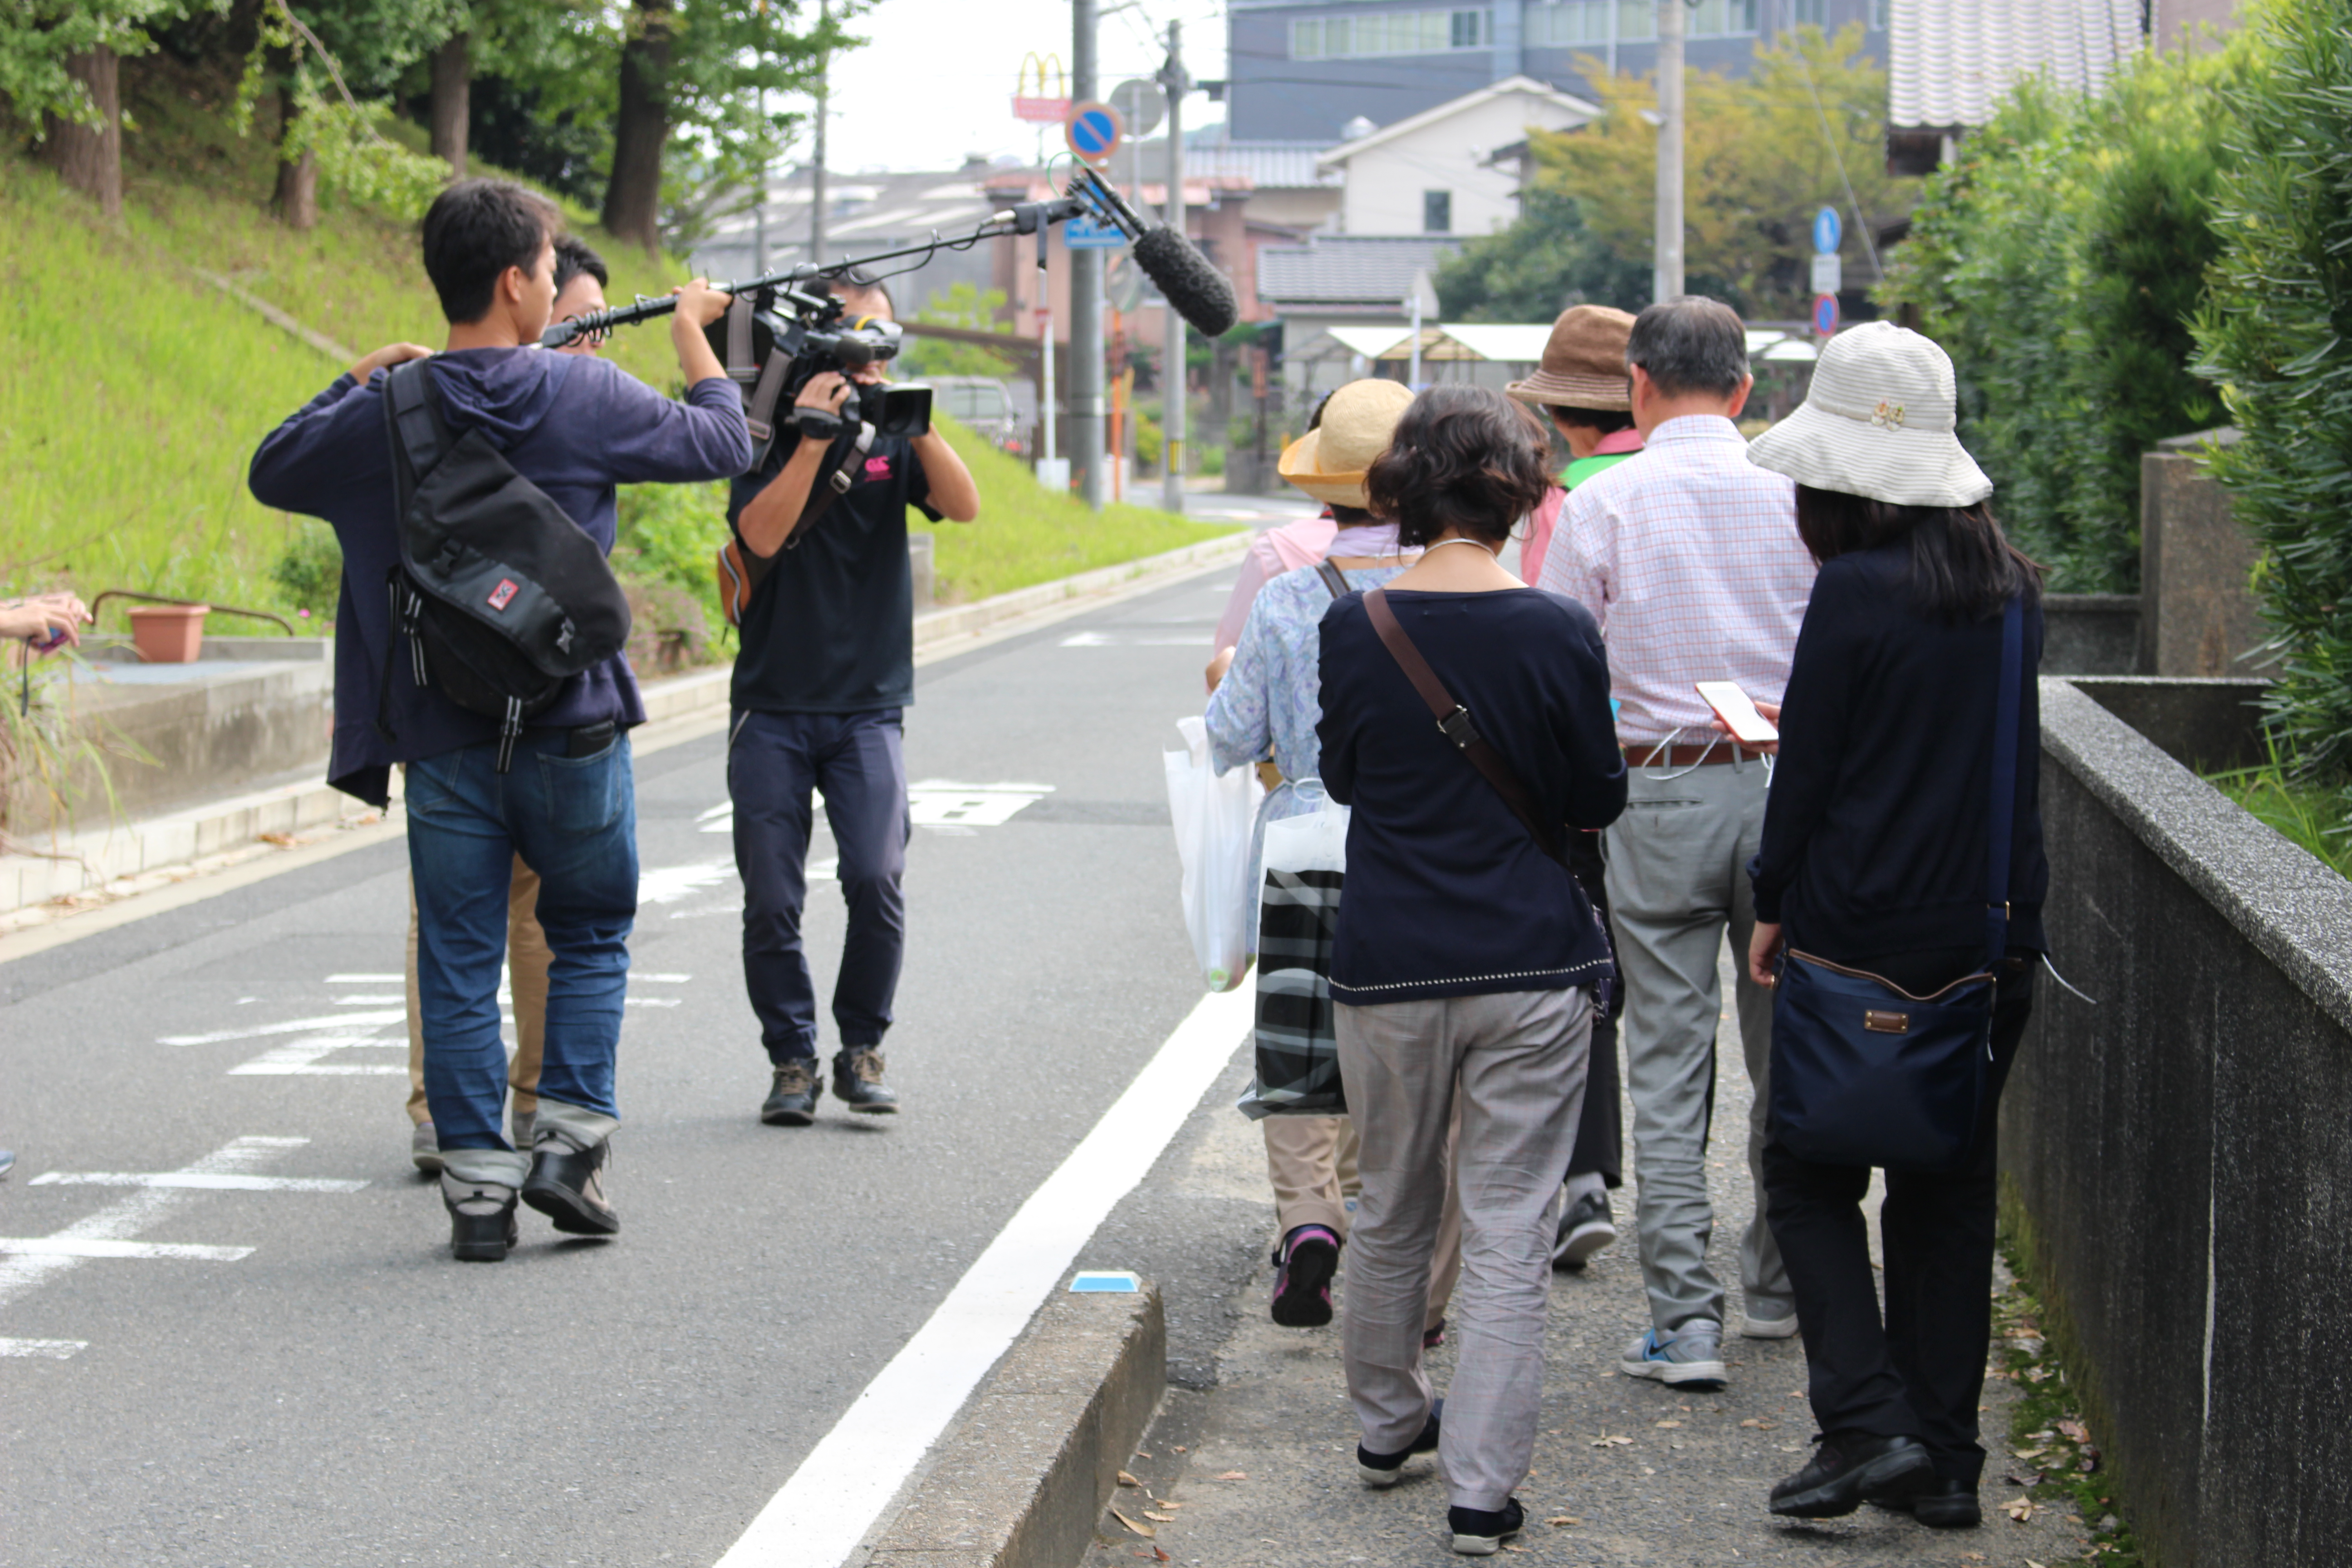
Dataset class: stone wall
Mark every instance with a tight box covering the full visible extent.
[2006,679,2352,1567]
[2141,432,2269,678]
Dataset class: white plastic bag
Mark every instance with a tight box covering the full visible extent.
[1239,785,1350,1119]
[1163,715,1262,992]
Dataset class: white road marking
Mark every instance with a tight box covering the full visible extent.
[160,1010,405,1046]
[0,1337,88,1359]
[0,1238,254,1261]
[625,998,681,1009]
[29,1172,369,1193]
[332,995,404,1005]
[637,973,693,983]
[0,1137,308,1318]
[905,780,1055,828]
[713,982,1255,1568]
[1057,631,1212,647]
[639,862,736,906]
[326,973,402,983]
[229,1032,405,1075]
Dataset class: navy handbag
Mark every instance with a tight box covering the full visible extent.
[1768,596,2024,1175]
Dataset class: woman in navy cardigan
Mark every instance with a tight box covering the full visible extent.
[1740,323,2049,1530]
[1315,385,1626,1556]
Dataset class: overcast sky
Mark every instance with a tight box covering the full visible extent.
[816,0,1233,173]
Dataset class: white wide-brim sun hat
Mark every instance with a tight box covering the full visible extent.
[1746,320,1993,508]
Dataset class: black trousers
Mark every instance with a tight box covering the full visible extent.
[1761,948,2036,1483]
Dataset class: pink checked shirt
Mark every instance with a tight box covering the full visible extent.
[1536,415,1815,745]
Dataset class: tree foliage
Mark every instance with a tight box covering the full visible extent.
[1879,41,2253,591]
[900,283,1020,378]
[0,0,182,131]
[1435,184,1651,320]
[2193,0,2352,780]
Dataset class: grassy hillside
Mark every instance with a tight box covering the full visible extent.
[0,57,1230,637]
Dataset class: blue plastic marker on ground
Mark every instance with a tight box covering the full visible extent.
[1069,1270,1142,1294]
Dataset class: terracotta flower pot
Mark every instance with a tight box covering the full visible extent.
[127,603,209,663]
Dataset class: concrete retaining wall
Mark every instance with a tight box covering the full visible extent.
[2005,680,2352,1567]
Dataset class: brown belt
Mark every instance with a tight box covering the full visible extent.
[1256,760,1284,791]
[1622,742,1772,768]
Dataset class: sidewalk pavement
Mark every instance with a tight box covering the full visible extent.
[1084,950,2091,1568]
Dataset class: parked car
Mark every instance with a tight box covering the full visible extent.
[926,375,1038,459]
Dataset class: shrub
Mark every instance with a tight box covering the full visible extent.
[614,480,730,646]
[2193,0,2352,781]
[270,519,342,623]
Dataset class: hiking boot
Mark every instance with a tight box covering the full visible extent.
[1270,1224,1340,1328]
[412,1120,444,1176]
[833,1047,899,1114]
[761,1059,820,1126]
[1358,1399,1442,1487]
[1620,1322,1727,1388]
[1447,1497,1524,1555]
[441,1174,519,1262]
[1769,1433,1934,1519]
[520,1131,619,1236]
[1553,1187,1616,1271]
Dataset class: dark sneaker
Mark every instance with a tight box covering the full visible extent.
[1422,1317,1446,1351]
[521,1133,619,1236]
[761,1059,820,1126]
[1448,1497,1524,1555]
[1875,1475,1982,1529]
[1358,1398,1442,1488]
[833,1047,899,1114]
[412,1120,443,1176]
[441,1175,519,1262]
[1769,1433,1934,1519]
[1553,1187,1616,1270]
[1270,1224,1340,1328]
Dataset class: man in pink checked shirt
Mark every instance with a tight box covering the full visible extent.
[1536,297,1817,1391]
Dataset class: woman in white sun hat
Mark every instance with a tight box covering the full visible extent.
[1735,322,2049,1531]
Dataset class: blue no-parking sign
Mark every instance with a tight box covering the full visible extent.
[1065,101,1122,164]
[1813,205,1842,256]
[1813,292,1841,336]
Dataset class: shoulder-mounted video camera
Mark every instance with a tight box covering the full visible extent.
[706,286,933,474]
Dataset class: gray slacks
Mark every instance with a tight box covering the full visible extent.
[1606,760,1791,1333]
[1336,986,1592,1512]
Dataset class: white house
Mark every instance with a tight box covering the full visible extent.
[1315,75,1599,239]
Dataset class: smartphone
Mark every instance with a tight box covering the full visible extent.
[1695,681,1779,746]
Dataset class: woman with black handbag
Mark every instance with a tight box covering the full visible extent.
[1739,323,2048,1528]
[1316,385,1627,1555]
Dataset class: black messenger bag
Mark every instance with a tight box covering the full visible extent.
[379,359,632,771]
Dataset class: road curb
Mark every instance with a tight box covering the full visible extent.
[864,1283,1167,1568]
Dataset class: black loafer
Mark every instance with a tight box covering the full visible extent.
[833,1047,900,1114]
[521,1137,619,1236]
[1448,1497,1524,1555]
[1879,1475,1982,1529]
[1769,1433,1933,1518]
[762,1059,820,1126]
[1358,1398,1443,1487]
[443,1181,519,1263]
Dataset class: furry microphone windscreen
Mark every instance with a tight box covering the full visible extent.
[1133,226,1240,338]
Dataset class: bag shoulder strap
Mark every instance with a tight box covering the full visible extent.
[1984,595,2024,967]
[384,359,453,491]
[1362,587,1566,867]
[1313,560,1350,599]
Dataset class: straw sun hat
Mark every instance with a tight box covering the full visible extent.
[1505,304,1637,410]
[1745,321,1993,508]
[1278,377,1414,509]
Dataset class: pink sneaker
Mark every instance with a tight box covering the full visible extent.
[1271,1225,1341,1328]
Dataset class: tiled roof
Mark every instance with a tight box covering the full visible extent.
[1889,0,2146,129]
[1133,140,1344,190]
[1256,236,1462,308]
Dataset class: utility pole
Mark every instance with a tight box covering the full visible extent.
[1159,20,1188,514]
[1071,0,1106,509]
[753,87,769,273]
[810,0,830,269]
[1653,0,1685,304]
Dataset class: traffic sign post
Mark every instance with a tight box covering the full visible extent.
[1810,252,1842,298]
[1109,78,1165,138]
[1063,218,1127,249]
[1065,100,1122,164]
[1813,293,1841,337]
[1813,205,1842,256]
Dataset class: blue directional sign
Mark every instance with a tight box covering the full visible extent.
[1063,218,1127,249]
[1065,101,1122,164]
[1813,205,1842,255]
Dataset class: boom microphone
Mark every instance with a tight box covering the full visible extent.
[1132,225,1240,338]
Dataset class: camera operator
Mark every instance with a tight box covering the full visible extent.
[726,269,980,1127]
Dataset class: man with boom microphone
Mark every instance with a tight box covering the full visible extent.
[726,270,980,1127]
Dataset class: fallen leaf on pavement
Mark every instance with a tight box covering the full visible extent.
[1171,1446,1187,1453]
[2057,1421,2088,1442]
[1142,1511,1176,1523]
[1545,1516,1582,1527]
[1655,1419,1682,1428]
[1502,1545,1527,1553]
[1152,1549,1171,1563]
[2027,1560,2048,1568]
[1133,1450,1154,1459]
[260,832,299,847]
[1739,1418,1778,1430]
[2004,1469,2043,1487]
[1590,1434,1634,1447]
[1117,1471,1142,1488]
[2005,1497,2038,1523]
[1213,1470,1247,1481]
[1110,1508,1155,1539]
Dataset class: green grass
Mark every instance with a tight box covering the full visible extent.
[2205,753,2352,883]
[0,54,1230,637]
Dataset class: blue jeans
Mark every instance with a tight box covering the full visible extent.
[405,730,637,1152]
[728,708,908,1063]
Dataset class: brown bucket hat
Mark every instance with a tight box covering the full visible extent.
[1507,304,1637,411]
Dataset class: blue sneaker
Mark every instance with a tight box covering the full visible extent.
[1620,1322,1727,1388]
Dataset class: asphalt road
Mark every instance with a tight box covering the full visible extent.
[0,514,1313,1568]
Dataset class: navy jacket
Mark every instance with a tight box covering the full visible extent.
[250,350,750,804]
[1749,544,2048,962]
[1317,588,1627,1005]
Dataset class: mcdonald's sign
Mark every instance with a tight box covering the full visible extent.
[1013,51,1070,124]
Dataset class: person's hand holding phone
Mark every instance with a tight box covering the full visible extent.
[0,591,92,657]
[1702,691,1782,755]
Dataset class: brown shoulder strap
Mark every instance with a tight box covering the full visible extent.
[1313,560,1350,599]
[1362,587,1566,867]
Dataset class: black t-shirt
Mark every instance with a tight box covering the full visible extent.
[727,429,937,713]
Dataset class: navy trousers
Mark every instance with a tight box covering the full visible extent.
[728,708,910,1063]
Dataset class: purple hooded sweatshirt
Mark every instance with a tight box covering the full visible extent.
[250,348,750,805]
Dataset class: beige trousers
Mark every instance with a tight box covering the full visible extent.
[405,855,549,1126]
[1263,1112,1463,1335]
